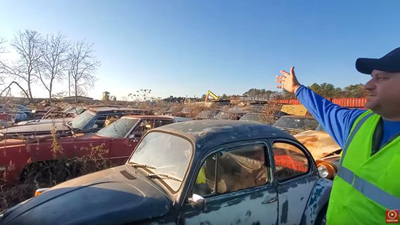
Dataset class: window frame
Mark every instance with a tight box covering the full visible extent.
[129,118,155,135]
[269,138,314,183]
[189,140,274,199]
[130,130,195,195]
[154,119,174,128]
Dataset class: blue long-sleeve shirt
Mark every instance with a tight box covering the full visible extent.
[295,85,400,149]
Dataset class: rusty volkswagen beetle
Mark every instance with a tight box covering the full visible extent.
[0,120,331,225]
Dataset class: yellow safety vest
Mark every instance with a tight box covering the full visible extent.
[327,110,400,225]
[196,167,206,184]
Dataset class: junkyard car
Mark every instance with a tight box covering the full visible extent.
[0,120,331,225]
[195,109,221,119]
[17,106,85,126]
[294,129,341,160]
[239,112,268,123]
[214,110,247,120]
[0,107,145,139]
[0,104,34,126]
[0,115,182,187]
[273,115,319,135]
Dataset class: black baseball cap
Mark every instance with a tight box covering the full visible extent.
[356,47,400,74]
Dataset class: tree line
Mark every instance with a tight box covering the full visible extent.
[0,30,100,102]
[164,82,367,103]
[241,83,367,101]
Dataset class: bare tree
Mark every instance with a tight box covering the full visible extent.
[67,41,100,102]
[0,37,7,85]
[38,33,69,100]
[128,89,152,101]
[0,37,5,54]
[1,30,43,100]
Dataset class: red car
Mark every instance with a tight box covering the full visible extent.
[0,115,187,187]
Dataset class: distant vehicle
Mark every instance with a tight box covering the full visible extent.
[16,106,86,126]
[0,107,145,139]
[31,106,85,120]
[0,116,186,187]
[273,115,319,135]
[0,104,33,124]
[0,120,331,225]
[239,111,288,125]
[214,111,240,120]
[195,110,221,119]
[294,128,341,160]
[239,112,267,123]
[214,107,248,120]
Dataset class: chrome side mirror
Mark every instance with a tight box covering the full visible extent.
[188,194,205,209]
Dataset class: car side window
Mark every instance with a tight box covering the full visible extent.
[272,142,309,182]
[154,119,173,128]
[131,119,154,137]
[192,153,218,197]
[193,144,269,197]
[94,115,107,128]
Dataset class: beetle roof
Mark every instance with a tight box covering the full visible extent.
[154,120,295,151]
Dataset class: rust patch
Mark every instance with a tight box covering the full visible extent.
[294,130,341,159]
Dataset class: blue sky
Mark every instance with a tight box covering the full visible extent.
[1,0,400,100]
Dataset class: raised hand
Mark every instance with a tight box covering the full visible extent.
[276,66,301,93]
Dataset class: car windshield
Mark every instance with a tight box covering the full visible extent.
[129,132,193,191]
[70,110,95,129]
[63,106,84,114]
[240,113,264,122]
[274,117,318,130]
[197,110,219,119]
[97,117,139,138]
[215,112,235,120]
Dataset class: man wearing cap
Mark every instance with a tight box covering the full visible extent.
[275,47,400,224]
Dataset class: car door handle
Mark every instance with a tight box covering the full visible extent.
[262,196,277,204]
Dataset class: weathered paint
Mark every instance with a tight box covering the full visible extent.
[277,176,317,224]
[300,178,332,225]
[182,186,278,225]
[294,130,341,160]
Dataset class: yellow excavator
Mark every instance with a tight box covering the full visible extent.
[204,90,219,102]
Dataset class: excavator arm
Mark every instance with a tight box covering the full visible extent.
[205,90,219,102]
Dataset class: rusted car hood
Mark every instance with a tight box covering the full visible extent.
[1,165,171,225]
[294,130,341,160]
